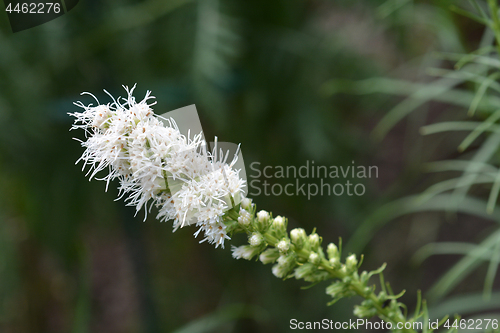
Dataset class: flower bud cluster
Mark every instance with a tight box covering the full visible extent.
[230,206,331,283]
[229,202,410,331]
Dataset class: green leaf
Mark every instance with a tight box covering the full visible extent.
[428,292,500,319]
[412,242,487,265]
[450,133,500,211]
[347,194,500,253]
[449,4,491,26]
[427,228,500,302]
[483,233,500,298]
[486,169,500,213]
[417,174,496,205]
[424,160,498,174]
[373,77,465,139]
[467,73,500,117]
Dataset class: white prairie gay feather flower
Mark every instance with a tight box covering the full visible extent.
[70,84,246,249]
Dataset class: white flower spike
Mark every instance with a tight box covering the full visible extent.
[70,85,246,248]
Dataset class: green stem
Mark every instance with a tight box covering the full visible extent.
[229,207,419,333]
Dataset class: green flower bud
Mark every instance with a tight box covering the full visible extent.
[363,299,373,307]
[309,233,321,251]
[346,254,358,273]
[309,252,320,265]
[294,263,315,280]
[231,245,259,260]
[342,275,352,284]
[359,271,369,284]
[326,280,356,301]
[326,281,346,298]
[353,301,377,318]
[241,197,252,210]
[272,216,287,237]
[257,210,269,223]
[272,254,296,278]
[249,232,264,247]
[277,238,290,253]
[329,257,340,268]
[255,210,270,232]
[259,248,280,264]
[327,243,339,260]
[304,270,329,283]
[290,228,306,249]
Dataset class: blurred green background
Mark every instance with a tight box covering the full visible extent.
[1,0,499,332]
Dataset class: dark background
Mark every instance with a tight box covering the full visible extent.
[0,0,498,332]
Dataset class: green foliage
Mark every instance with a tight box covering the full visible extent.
[3,0,499,332]
[328,0,500,328]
